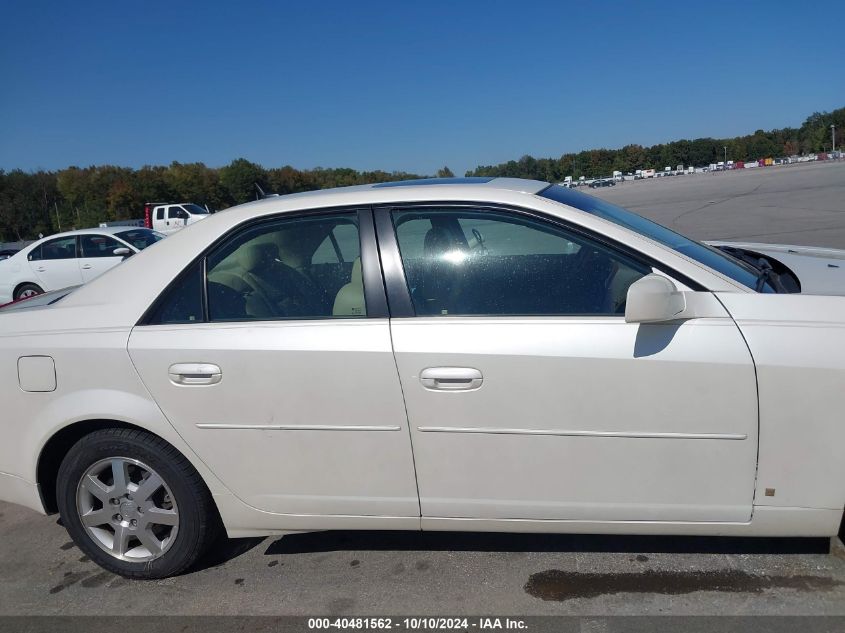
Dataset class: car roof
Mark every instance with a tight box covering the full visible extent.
[33,226,145,241]
[254,177,547,200]
[229,177,550,214]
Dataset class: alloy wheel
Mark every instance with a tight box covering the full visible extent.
[75,457,179,562]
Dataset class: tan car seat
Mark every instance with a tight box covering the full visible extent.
[332,257,365,316]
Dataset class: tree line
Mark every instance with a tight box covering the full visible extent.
[1,107,841,242]
[0,160,433,242]
[467,107,845,182]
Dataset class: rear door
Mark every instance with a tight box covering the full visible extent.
[27,236,83,291]
[128,209,420,519]
[78,233,126,283]
[378,205,758,524]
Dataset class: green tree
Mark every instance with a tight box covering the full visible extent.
[436,166,454,178]
[219,158,268,205]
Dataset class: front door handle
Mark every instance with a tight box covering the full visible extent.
[81,264,92,270]
[420,367,483,391]
[168,363,222,386]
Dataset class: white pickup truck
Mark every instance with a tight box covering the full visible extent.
[145,203,211,235]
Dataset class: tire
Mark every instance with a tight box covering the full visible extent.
[56,428,220,579]
[14,282,43,301]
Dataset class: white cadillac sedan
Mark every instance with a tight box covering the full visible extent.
[0,227,163,304]
[1,177,844,579]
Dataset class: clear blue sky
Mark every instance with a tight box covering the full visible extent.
[1,0,842,176]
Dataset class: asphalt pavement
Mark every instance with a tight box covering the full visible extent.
[590,160,845,249]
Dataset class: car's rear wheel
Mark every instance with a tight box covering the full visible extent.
[56,428,220,579]
[14,283,43,300]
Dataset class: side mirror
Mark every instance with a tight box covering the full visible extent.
[625,274,686,324]
[113,247,131,258]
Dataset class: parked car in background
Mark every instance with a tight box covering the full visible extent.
[0,248,19,261]
[0,227,163,303]
[589,178,615,188]
[148,203,211,236]
[2,178,845,580]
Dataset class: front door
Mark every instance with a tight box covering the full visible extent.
[383,206,758,523]
[128,209,420,518]
[78,233,126,283]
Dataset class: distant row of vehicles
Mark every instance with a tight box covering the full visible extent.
[0,202,209,304]
[560,152,842,188]
[561,167,692,187]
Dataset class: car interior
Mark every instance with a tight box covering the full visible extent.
[205,216,365,321]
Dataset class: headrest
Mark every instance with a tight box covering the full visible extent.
[332,257,365,317]
[240,243,277,273]
[424,227,453,256]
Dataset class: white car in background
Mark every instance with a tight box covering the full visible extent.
[0,227,163,304]
[1,178,845,579]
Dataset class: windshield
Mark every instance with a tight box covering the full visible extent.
[116,228,164,250]
[183,203,209,215]
[540,185,774,292]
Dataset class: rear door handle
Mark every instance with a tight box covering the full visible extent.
[81,264,92,270]
[168,363,222,385]
[420,367,483,391]
[36,266,46,272]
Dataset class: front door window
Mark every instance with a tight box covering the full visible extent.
[392,209,649,316]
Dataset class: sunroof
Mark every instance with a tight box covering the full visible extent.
[372,177,493,188]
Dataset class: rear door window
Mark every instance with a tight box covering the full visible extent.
[146,212,366,325]
[36,236,78,261]
[205,213,364,321]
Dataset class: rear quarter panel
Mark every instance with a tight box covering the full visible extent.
[0,309,229,499]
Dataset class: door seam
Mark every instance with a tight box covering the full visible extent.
[713,292,762,518]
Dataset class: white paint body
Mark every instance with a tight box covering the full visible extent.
[1,179,844,539]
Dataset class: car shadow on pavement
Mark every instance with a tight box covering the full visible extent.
[262,530,830,557]
[192,535,266,572]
